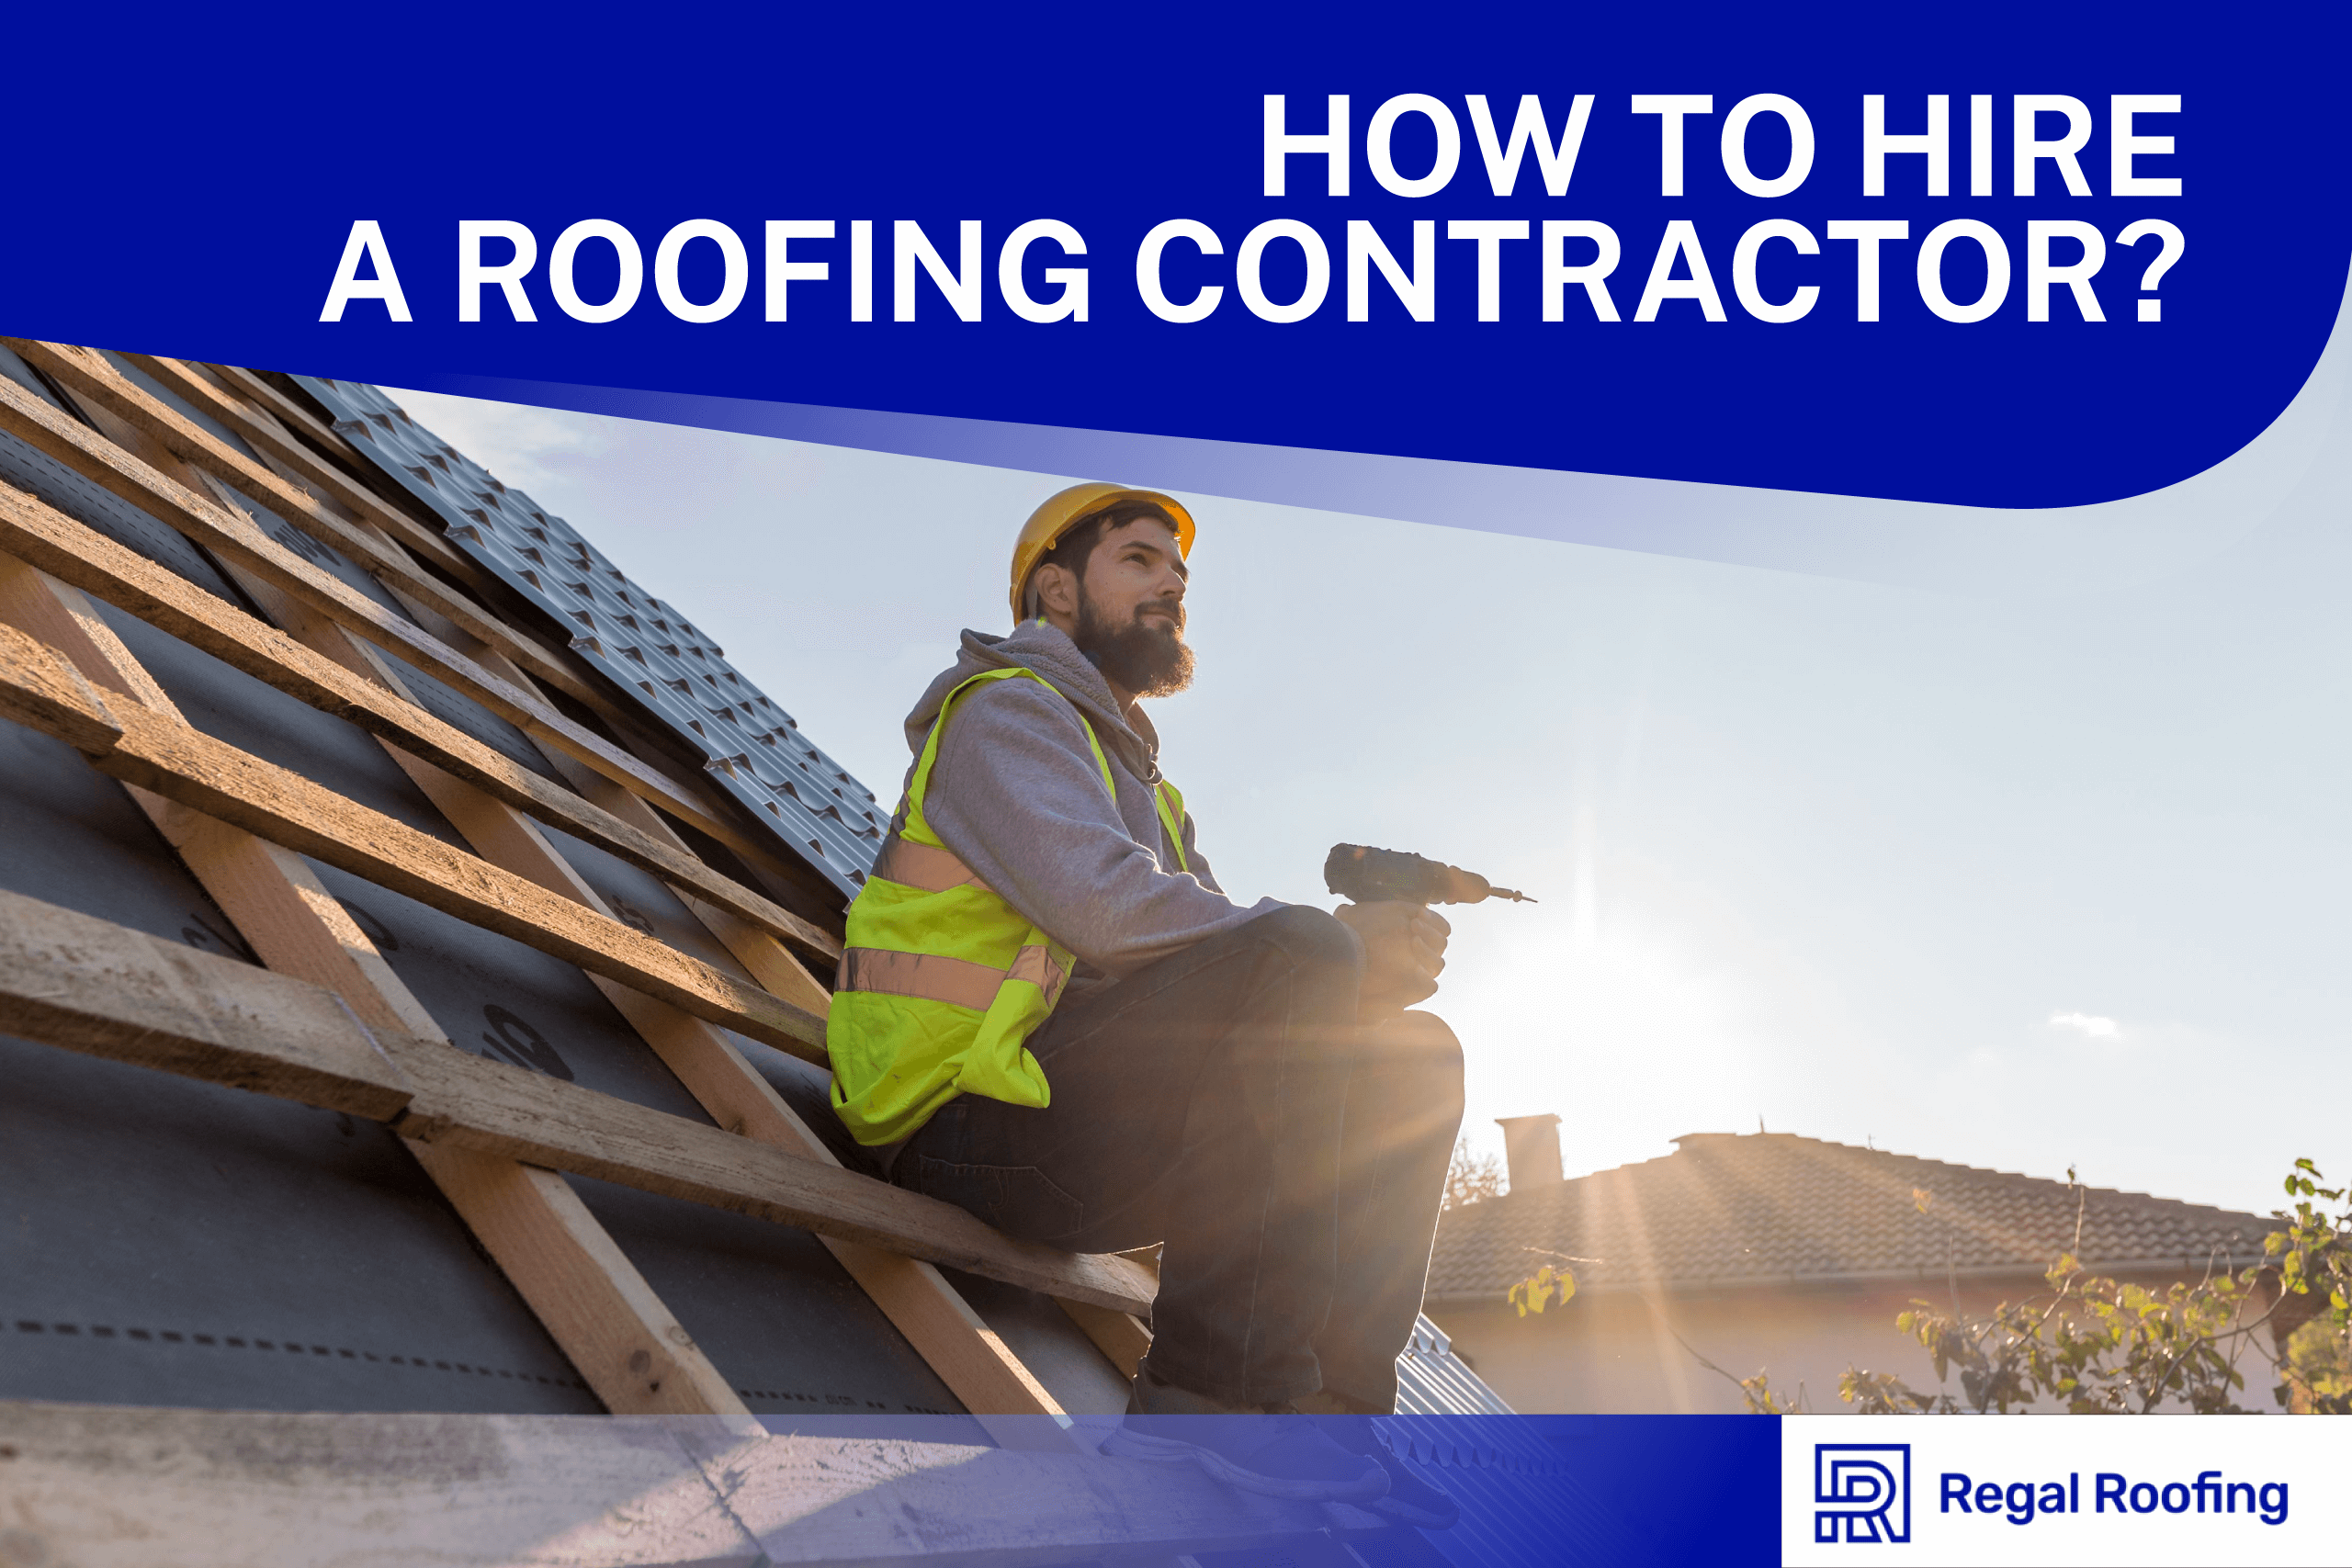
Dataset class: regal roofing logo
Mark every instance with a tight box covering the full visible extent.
[1815,1444,1912,1544]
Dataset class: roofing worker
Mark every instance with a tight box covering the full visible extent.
[826,484,1463,1523]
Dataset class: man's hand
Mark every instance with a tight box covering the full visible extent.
[1335,900,1450,1017]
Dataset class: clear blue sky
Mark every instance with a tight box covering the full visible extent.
[389,379,2352,1220]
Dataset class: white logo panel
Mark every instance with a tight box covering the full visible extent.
[1781,1415,2350,1566]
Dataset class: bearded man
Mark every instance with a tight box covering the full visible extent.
[825,486,1464,1520]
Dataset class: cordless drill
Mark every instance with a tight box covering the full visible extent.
[1322,844,1535,907]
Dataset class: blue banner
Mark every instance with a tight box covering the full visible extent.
[6,2,2346,508]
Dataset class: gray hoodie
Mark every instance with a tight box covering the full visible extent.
[894,620,1285,989]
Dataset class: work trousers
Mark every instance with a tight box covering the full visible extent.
[892,905,1464,1410]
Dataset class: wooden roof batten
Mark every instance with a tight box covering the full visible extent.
[0,348,1171,1457]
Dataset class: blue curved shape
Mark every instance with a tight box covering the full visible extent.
[0,5,2342,508]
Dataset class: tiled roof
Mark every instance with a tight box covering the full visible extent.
[1427,1132,2278,1303]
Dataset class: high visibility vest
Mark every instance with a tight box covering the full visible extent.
[826,666,1190,1146]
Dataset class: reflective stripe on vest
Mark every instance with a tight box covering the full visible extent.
[837,943,1069,1011]
[870,835,991,894]
[824,663,1191,1145]
[873,817,1183,897]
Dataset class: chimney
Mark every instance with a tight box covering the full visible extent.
[1495,1113,1563,1191]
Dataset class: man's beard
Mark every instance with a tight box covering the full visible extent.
[1074,591,1194,697]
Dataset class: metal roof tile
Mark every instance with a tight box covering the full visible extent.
[293,378,885,898]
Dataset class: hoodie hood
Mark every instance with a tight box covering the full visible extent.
[903,621,1165,784]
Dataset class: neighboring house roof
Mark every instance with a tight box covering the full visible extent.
[1427,1131,2279,1303]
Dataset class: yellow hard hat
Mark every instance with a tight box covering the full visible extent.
[1009,482,1195,621]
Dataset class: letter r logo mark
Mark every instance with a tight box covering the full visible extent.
[1815,1444,1912,1543]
